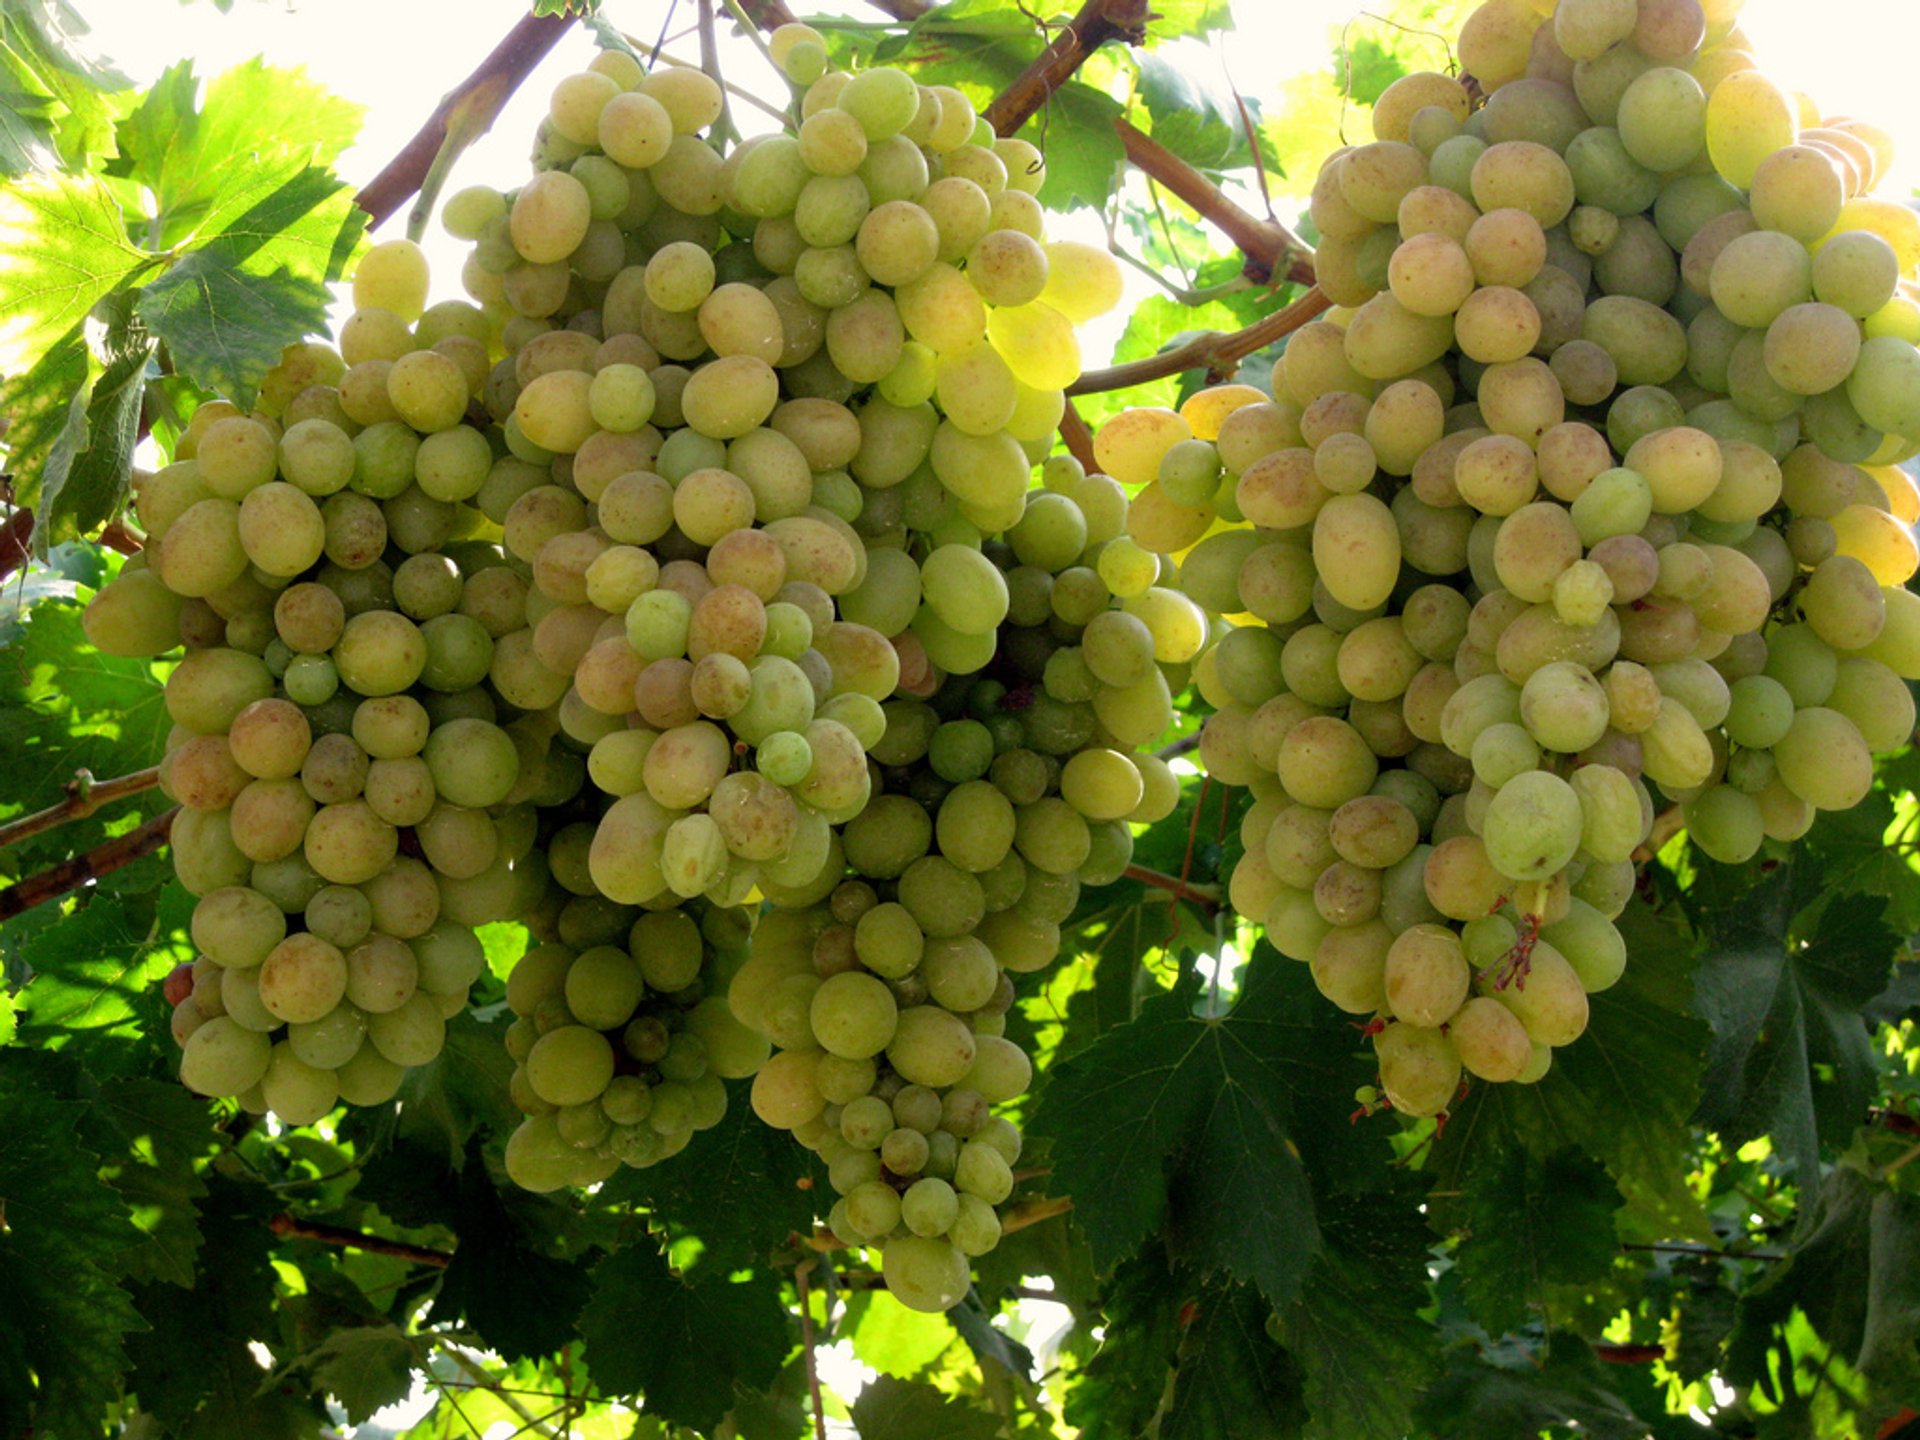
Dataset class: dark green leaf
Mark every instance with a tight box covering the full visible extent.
[0,1047,144,1440]
[1029,953,1375,1304]
[1064,1245,1182,1435]
[576,1241,788,1431]
[15,882,193,1062]
[1693,869,1896,1182]
[35,293,152,553]
[1163,1280,1306,1440]
[851,1374,1002,1440]
[1414,1331,1710,1440]
[1278,1191,1439,1440]
[87,1076,220,1286]
[341,1010,518,1173]
[287,1324,416,1424]
[136,163,365,406]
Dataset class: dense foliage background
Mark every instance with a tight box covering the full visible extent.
[2,0,1917,1436]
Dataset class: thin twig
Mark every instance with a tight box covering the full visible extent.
[436,1344,567,1440]
[1593,1342,1666,1365]
[1157,733,1201,760]
[0,507,33,586]
[730,0,800,28]
[1001,1195,1073,1235]
[1124,865,1222,913]
[0,806,178,924]
[1620,1240,1787,1263]
[696,0,738,149]
[796,1259,828,1440]
[1058,400,1097,472]
[1069,286,1332,394]
[625,40,792,124]
[1115,119,1316,286]
[0,766,162,851]
[269,1214,454,1269]
[982,0,1152,138]
[356,10,578,229]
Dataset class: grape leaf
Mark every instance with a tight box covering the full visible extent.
[1413,1331,1710,1440]
[1162,1280,1306,1440]
[431,1146,593,1362]
[844,1289,955,1376]
[1727,1168,1920,1417]
[127,1174,326,1440]
[34,291,153,553]
[1012,80,1124,214]
[1064,1244,1183,1435]
[607,1095,818,1267]
[113,58,362,250]
[136,162,365,407]
[14,882,193,1067]
[1434,1110,1621,1335]
[1029,952,1375,1305]
[0,0,130,165]
[1144,0,1233,39]
[0,169,155,367]
[0,1047,145,1440]
[1693,864,1896,1183]
[284,1324,416,1425]
[851,1374,1002,1440]
[0,316,89,507]
[342,1010,519,1173]
[1278,1190,1439,1440]
[1136,54,1257,172]
[576,1241,788,1432]
[87,1076,220,1287]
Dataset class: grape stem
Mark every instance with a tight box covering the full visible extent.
[0,806,177,924]
[861,0,933,18]
[1070,285,1332,393]
[981,0,1153,137]
[1114,119,1317,287]
[1124,865,1222,914]
[267,1213,453,1269]
[355,8,578,230]
[729,0,801,30]
[0,506,34,584]
[794,1258,829,1440]
[1001,1193,1074,1234]
[1058,399,1098,471]
[0,765,162,851]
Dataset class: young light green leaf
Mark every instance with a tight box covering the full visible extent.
[851,1375,1002,1440]
[34,293,153,553]
[0,169,156,367]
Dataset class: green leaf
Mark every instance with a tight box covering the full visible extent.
[1136,54,1254,172]
[430,1146,593,1362]
[0,0,131,167]
[0,316,88,506]
[1728,1168,1920,1418]
[845,1289,954,1377]
[607,1089,818,1267]
[136,162,364,407]
[1443,1126,1619,1335]
[1029,953,1375,1305]
[0,168,155,367]
[1278,1191,1439,1440]
[113,58,362,250]
[1693,864,1896,1182]
[15,882,193,1065]
[87,1076,220,1287]
[342,1010,518,1173]
[286,1324,416,1425]
[0,1047,145,1440]
[1414,1331,1703,1440]
[1143,0,1233,38]
[576,1241,788,1432]
[35,290,153,552]
[1014,81,1124,214]
[1064,1245,1183,1435]
[851,1375,1001,1440]
[1163,1280,1306,1440]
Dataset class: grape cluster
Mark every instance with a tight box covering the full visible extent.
[1103,0,1920,1118]
[358,27,1135,1304]
[728,468,1179,1312]
[91,249,562,1123]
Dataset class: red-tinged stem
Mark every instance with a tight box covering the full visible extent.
[1879,1408,1918,1439]
[982,0,1152,137]
[355,10,578,230]
[1125,865,1222,912]
[735,0,801,26]
[1059,399,1097,472]
[1116,119,1316,286]
[0,507,33,585]
[0,806,177,924]
[1593,1342,1666,1365]
[796,1259,828,1440]
[269,1214,453,1269]
[0,766,162,851]
[1069,285,1333,394]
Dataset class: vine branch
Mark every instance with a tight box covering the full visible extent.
[1058,400,1097,472]
[0,766,162,850]
[0,806,177,924]
[1124,865,1222,914]
[269,1213,454,1269]
[795,1258,829,1440]
[1115,119,1316,286]
[356,9,578,230]
[982,0,1151,137]
[1069,285,1332,394]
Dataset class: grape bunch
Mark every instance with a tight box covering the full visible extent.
[400,27,1132,1287]
[1104,0,1920,1118]
[90,243,568,1123]
[728,471,1179,1313]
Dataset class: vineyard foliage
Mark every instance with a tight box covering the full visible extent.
[0,0,1918,1437]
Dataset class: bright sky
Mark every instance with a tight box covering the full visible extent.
[69,0,1920,372]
